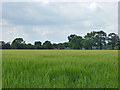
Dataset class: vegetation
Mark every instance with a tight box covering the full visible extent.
[0,30,120,50]
[2,50,118,88]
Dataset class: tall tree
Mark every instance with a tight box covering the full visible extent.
[84,31,96,49]
[68,34,77,42]
[34,41,42,49]
[43,40,53,49]
[11,38,26,49]
[52,43,58,49]
[117,36,120,50]
[0,41,11,49]
[108,33,119,50]
[58,43,64,49]
[63,42,69,49]
[94,31,107,50]
[27,43,34,49]
[0,41,5,49]
[81,39,92,50]
[69,36,83,49]
[34,41,41,46]
[4,42,11,49]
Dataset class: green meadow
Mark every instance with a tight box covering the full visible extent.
[2,50,118,88]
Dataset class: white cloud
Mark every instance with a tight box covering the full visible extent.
[1,19,9,26]
[105,25,118,34]
[1,2,118,43]
[32,27,54,36]
[2,26,29,43]
[41,0,49,5]
[32,26,78,43]
[88,2,97,11]
[58,4,85,20]
[2,0,119,2]
[88,2,103,12]
[82,21,92,27]
[0,22,2,26]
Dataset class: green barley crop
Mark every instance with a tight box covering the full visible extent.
[2,50,118,88]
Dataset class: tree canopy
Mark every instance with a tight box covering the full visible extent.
[0,31,119,50]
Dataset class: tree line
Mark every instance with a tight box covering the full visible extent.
[1,30,120,50]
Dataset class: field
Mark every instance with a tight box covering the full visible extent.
[2,50,118,88]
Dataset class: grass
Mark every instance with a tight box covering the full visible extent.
[2,50,118,88]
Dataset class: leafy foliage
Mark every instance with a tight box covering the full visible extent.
[0,31,120,50]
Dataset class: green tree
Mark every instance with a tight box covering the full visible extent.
[84,31,96,50]
[11,38,26,49]
[4,42,11,49]
[34,41,42,49]
[27,43,34,49]
[108,33,119,50]
[0,41,11,49]
[0,41,5,49]
[94,31,107,50]
[63,42,69,49]
[52,43,58,49]
[81,39,92,50]
[43,40,53,49]
[69,36,83,49]
[68,34,77,42]
[117,36,120,50]
[58,43,64,49]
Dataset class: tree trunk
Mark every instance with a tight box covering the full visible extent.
[99,43,103,50]
[112,45,114,50]
[96,46,98,50]
[118,43,120,50]
[91,47,92,50]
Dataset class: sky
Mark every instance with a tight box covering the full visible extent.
[1,0,119,44]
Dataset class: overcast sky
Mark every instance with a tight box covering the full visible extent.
[1,1,118,44]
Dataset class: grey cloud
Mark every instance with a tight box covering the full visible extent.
[1,2,118,43]
[2,2,107,26]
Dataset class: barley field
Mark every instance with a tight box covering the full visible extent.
[2,50,118,88]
